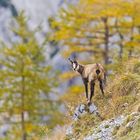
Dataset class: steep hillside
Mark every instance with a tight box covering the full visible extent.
[64,58,140,140]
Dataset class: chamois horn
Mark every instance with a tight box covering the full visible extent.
[68,58,73,64]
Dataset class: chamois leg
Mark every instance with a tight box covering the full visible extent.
[84,83,88,101]
[88,80,95,105]
[83,78,88,101]
[99,80,104,96]
[103,73,107,86]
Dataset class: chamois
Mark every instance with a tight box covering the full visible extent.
[68,58,106,105]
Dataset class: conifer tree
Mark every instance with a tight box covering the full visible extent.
[49,0,140,108]
[0,13,62,140]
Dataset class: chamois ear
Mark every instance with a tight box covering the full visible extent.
[73,58,78,64]
[68,58,73,64]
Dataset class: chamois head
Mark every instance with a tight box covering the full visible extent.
[68,58,79,71]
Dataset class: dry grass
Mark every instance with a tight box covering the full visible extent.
[89,59,140,119]
[58,58,140,140]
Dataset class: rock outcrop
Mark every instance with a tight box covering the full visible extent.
[66,103,140,140]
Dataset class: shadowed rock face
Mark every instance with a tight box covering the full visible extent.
[0,0,17,16]
[12,0,76,30]
[0,0,18,45]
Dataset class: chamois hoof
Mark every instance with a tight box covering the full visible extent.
[87,100,91,106]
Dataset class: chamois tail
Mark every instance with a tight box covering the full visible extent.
[96,63,100,75]
[96,69,100,75]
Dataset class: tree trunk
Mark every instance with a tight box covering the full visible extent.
[102,17,109,65]
[128,49,133,58]
[115,19,124,59]
[21,108,26,140]
[21,61,26,140]
[102,17,109,82]
[129,18,134,58]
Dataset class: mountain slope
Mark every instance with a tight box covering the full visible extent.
[65,58,140,140]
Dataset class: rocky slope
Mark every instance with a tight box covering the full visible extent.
[65,58,140,140]
[66,103,140,140]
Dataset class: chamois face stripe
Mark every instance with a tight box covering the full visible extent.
[73,63,77,69]
[72,62,79,71]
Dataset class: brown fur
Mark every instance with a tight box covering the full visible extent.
[68,58,106,105]
[80,63,105,82]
